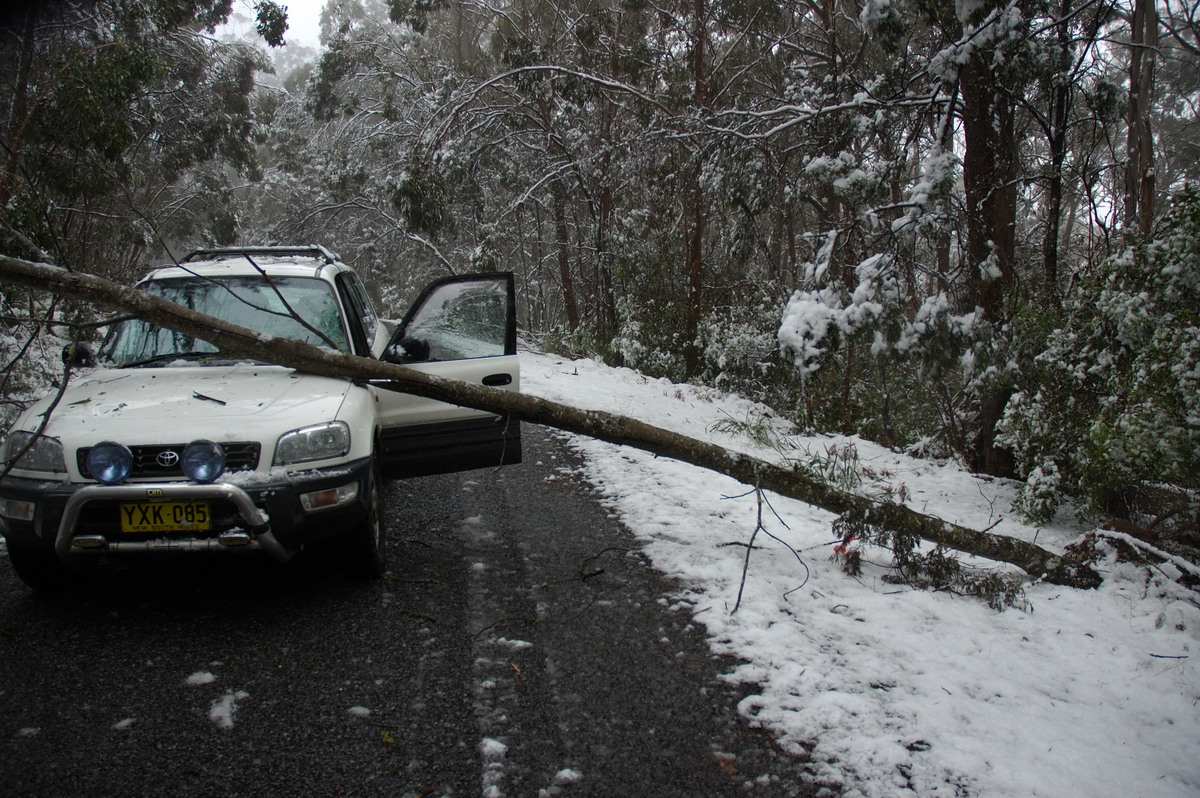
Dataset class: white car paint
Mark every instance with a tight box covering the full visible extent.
[8,364,363,481]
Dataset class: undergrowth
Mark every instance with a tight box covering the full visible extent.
[831,516,1031,611]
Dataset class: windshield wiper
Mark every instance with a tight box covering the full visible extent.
[117,351,221,369]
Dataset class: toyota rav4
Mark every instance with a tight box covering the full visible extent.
[0,246,521,590]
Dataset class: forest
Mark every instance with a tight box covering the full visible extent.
[1,0,1198,551]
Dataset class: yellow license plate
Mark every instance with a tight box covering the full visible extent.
[119,501,211,533]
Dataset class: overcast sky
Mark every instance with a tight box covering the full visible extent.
[225,0,324,49]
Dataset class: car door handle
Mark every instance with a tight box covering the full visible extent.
[482,373,512,387]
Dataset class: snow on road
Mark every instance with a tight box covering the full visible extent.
[522,351,1200,798]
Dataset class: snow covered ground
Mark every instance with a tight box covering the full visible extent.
[522,351,1200,798]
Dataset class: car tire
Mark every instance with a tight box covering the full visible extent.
[337,461,387,580]
[7,543,96,592]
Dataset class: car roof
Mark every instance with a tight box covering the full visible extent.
[140,246,350,283]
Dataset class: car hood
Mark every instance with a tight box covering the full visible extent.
[22,363,351,442]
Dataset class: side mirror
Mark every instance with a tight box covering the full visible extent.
[62,342,97,369]
[384,336,431,363]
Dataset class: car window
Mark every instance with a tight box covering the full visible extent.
[342,273,378,334]
[100,275,350,366]
[403,278,510,360]
[337,272,380,355]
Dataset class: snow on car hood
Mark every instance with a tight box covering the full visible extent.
[24,363,351,442]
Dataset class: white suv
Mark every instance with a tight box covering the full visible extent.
[0,246,521,590]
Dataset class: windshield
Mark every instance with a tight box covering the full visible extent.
[100,275,350,367]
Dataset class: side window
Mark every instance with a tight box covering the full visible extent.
[337,272,379,355]
[342,273,378,332]
[396,274,514,361]
[350,273,379,328]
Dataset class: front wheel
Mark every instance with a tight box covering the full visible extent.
[336,462,387,580]
[6,543,96,592]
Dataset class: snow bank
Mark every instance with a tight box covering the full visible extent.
[522,351,1200,797]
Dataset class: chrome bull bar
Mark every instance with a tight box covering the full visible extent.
[55,482,294,562]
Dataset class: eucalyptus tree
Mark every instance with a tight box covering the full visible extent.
[233,0,478,303]
[0,0,279,278]
[771,0,1197,478]
[0,0,293,435]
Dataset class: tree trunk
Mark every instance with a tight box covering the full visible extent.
[597,182,617,338]
[551,178,581,334]
[1125,0,1158,240]
[683,0,709,379]
[535,96,581,335]
[0,255,1101,589]
[1041,0,1074,308]
[960,41,1018,478]
[0,6,38,210]
[684,169,705,377]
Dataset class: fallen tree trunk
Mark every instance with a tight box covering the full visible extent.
[0,255,1101,588]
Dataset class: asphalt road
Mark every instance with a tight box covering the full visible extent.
[0,426,816,797]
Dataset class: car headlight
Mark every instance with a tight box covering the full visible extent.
[182,440,226,483]
[274,422,350,465]
[86,441,134,484]
[1,431,67,474]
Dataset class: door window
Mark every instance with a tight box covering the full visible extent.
[395,274,514,361]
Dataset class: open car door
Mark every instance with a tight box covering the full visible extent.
[374,272,521,479]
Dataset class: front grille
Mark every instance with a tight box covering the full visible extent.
[77,442,260,480]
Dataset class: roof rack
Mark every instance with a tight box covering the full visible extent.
[180,245,339,265]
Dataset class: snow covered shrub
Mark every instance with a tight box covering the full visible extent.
[998,189,1200,522]
[0,289,69,431]
[539,317,631,367]
[778,251,904,377]
[776,239,975,444]
[697,283,800,410]
[610,293,689,380]
[1011,459,1062,525]
[779,237,984,383]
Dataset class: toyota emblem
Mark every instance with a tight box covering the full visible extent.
[157,450,180,468]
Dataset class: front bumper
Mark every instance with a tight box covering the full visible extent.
[0,457,373,562]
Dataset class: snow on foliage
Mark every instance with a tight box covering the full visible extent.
[859,0,903,35]
[778,252,975,379]
[890,147,960,236]
[0,291,69,431]
[998,190,1200,521]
